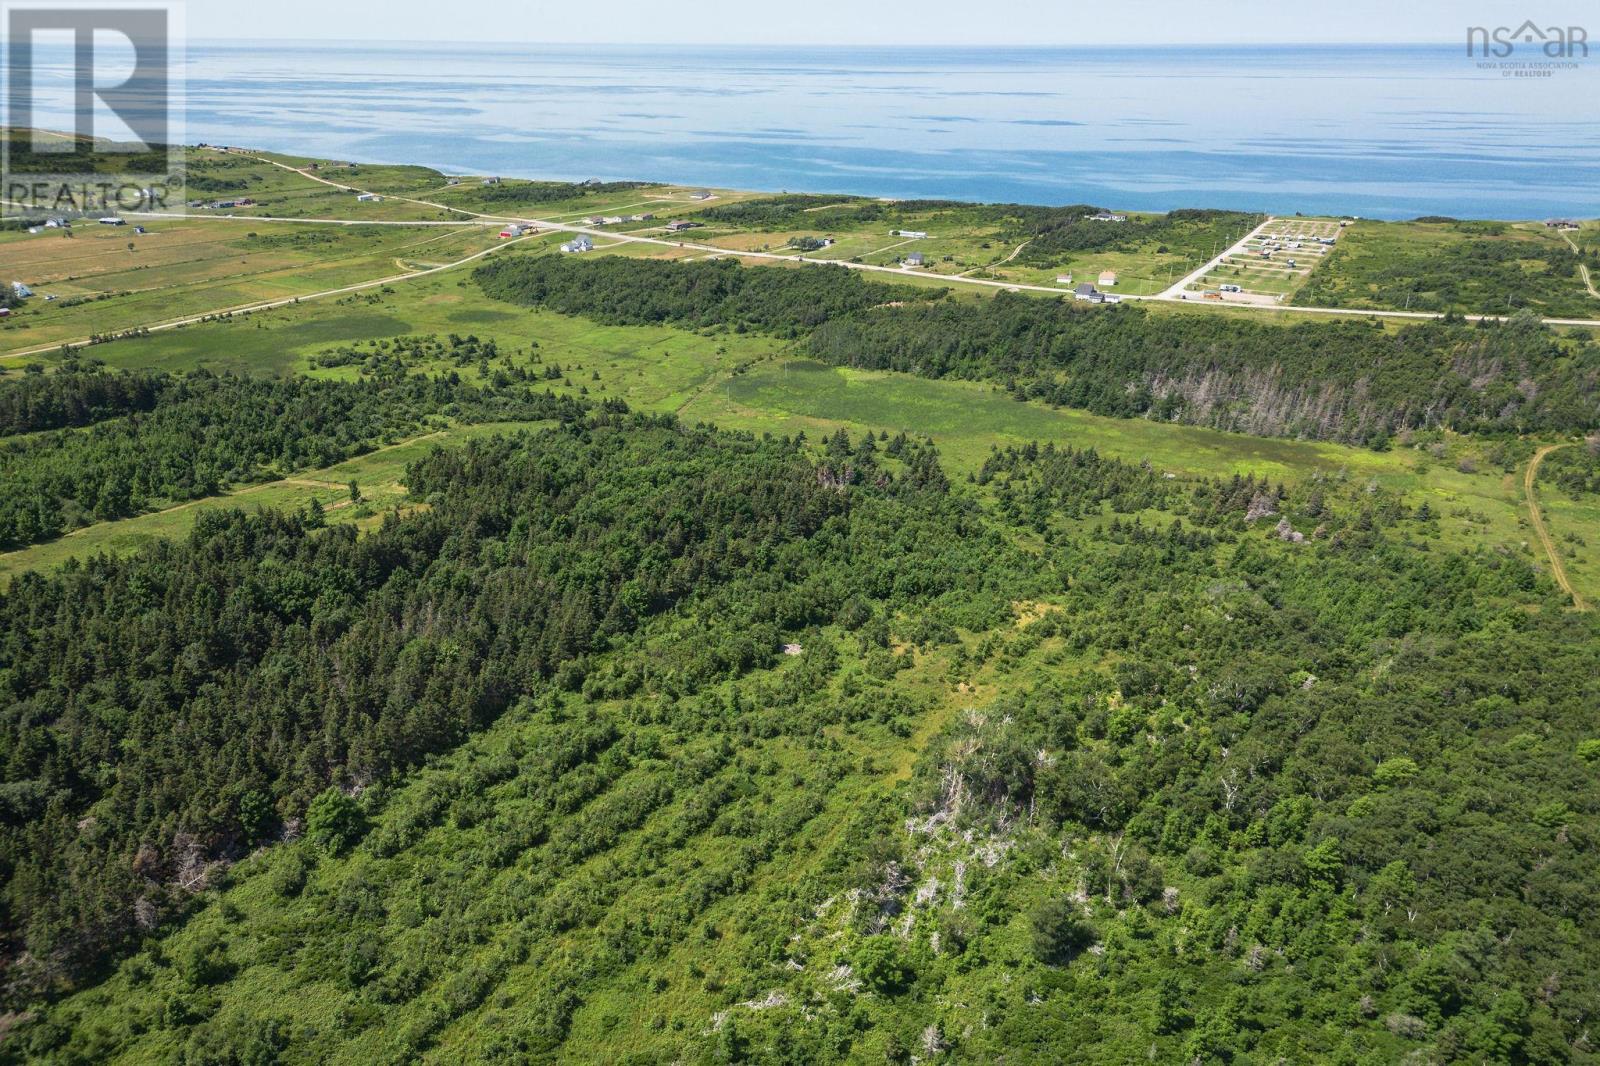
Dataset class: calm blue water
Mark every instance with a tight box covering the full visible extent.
[32,42,1600,218]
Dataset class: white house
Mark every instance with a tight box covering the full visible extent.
[905,252,926,268]
[689,189,713,200]
[561,236,595,254]
[356,193,382,202]
[1098,270,1118,287]
[896,229,928,239]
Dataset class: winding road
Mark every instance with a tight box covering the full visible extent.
[1524,444,1590,611]
[0,229,545,361]
[1557,229,1599,301]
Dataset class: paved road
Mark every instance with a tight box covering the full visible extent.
[529,215,1600,327]
[1158,217,1276,299]
[229,155,1600,328]
[10,152,1600,348]
[1524,444,1590,612]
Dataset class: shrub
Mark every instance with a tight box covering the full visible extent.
[1030,896,1095,965]
[855,938,913,994]
[305,789,367,854]
[177,928,233,987]
[267,851,310,898]
[1373,756,1420,786]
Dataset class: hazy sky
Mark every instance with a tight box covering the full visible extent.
[185,0,1596,46]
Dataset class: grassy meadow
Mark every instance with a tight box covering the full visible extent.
[4,256,1592,604]
[4,141,1595,605]
[1293,217,1600,317]
[0,218,501,355]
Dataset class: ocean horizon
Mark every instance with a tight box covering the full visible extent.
[22,40,1600,218]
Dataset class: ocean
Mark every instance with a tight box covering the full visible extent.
[32,41,1600,218]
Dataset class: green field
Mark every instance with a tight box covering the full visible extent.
[0,218,501,355]
[6,262,1592,604]
[8,136,1600,1066]
[186,149,479,222]
[1293,218,1599,317]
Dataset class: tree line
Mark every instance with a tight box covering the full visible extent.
[0,361,589,549]
[476,255,1600,444]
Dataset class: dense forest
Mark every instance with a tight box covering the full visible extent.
[996,207,1258,266]
[0,358,588,549]
[474,255,938,338]
[0,417,944,1000]
[698,194,886,228]
[4,233,1600,1063]
[809,296,1600,443]
[475,254,1600,444]
[5,415,1597,1064]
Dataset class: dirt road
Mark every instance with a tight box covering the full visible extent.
[1525,444,1590,611]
